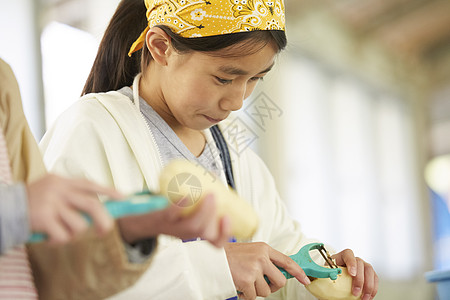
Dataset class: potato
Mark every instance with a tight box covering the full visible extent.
[159,160,259,239]
[306,267,361,300]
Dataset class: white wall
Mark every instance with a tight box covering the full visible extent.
[0,0,45,139]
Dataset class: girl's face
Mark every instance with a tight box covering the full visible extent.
[147,40,278,131]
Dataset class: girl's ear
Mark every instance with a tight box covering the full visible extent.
[146,27,172,66]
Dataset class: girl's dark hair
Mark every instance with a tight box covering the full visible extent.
[82,0,147,95]
[82,0,287,95]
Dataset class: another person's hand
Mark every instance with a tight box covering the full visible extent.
[332,249,378,300]
[224,242,311,300]
[27,174,123,244]
[118,194,232,248]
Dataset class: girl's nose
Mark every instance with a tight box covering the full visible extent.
[220,85,246,111]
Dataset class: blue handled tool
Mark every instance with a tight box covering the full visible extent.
[266,243,342,284]
[28,191,169,243]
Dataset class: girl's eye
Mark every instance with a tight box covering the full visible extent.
[215,76,233,85]
[250,77,264,82]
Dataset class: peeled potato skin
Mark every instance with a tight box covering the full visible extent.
[159,160,259,239]
[306,267,361,300]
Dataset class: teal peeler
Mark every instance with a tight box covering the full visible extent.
[266,242,342,284]
[28,191,169,243]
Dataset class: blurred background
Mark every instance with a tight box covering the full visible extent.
[1,0,449,299]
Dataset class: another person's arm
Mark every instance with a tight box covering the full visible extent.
[0,183,30,253]
[0,174,122,250]
[26,174,121,244]
[0,58,120,248]
[0,58,158,299]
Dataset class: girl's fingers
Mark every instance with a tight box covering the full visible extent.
[165,203,183,222]
[352,258,365,297]
[254,276,271,298]
[269,248,310,286]
[361,262,377,300]
[332,249,378,299]
[208,215,230,248]
[333,249,357,276]
[182,193,229,245]
[238,284,256,300]
[215,215,231,248]
[372,272,379,299]
[264,261,287,293]
[194,195,219,241]
[192,194,215,218]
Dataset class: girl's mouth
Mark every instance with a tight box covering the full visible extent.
[204,115,223,124]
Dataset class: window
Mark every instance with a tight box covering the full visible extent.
[41,21,98,128]
[277,55,425,280]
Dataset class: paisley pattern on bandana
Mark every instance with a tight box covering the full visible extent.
[128,0,285,56]
[230,0,285,33]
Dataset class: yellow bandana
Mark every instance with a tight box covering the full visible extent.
[128,0,286,56]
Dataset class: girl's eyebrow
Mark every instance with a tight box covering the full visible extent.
[218,63,275,76]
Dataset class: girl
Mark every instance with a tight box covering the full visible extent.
[41,0,378,299]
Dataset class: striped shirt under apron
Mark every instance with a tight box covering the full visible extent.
[0,127,37,299]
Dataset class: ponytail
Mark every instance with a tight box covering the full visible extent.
[82,0,147,95]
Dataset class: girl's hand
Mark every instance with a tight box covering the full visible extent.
[332,249,379,300]
[118,194,232,248]
[224,242,311,300]
[27,174,123,244]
